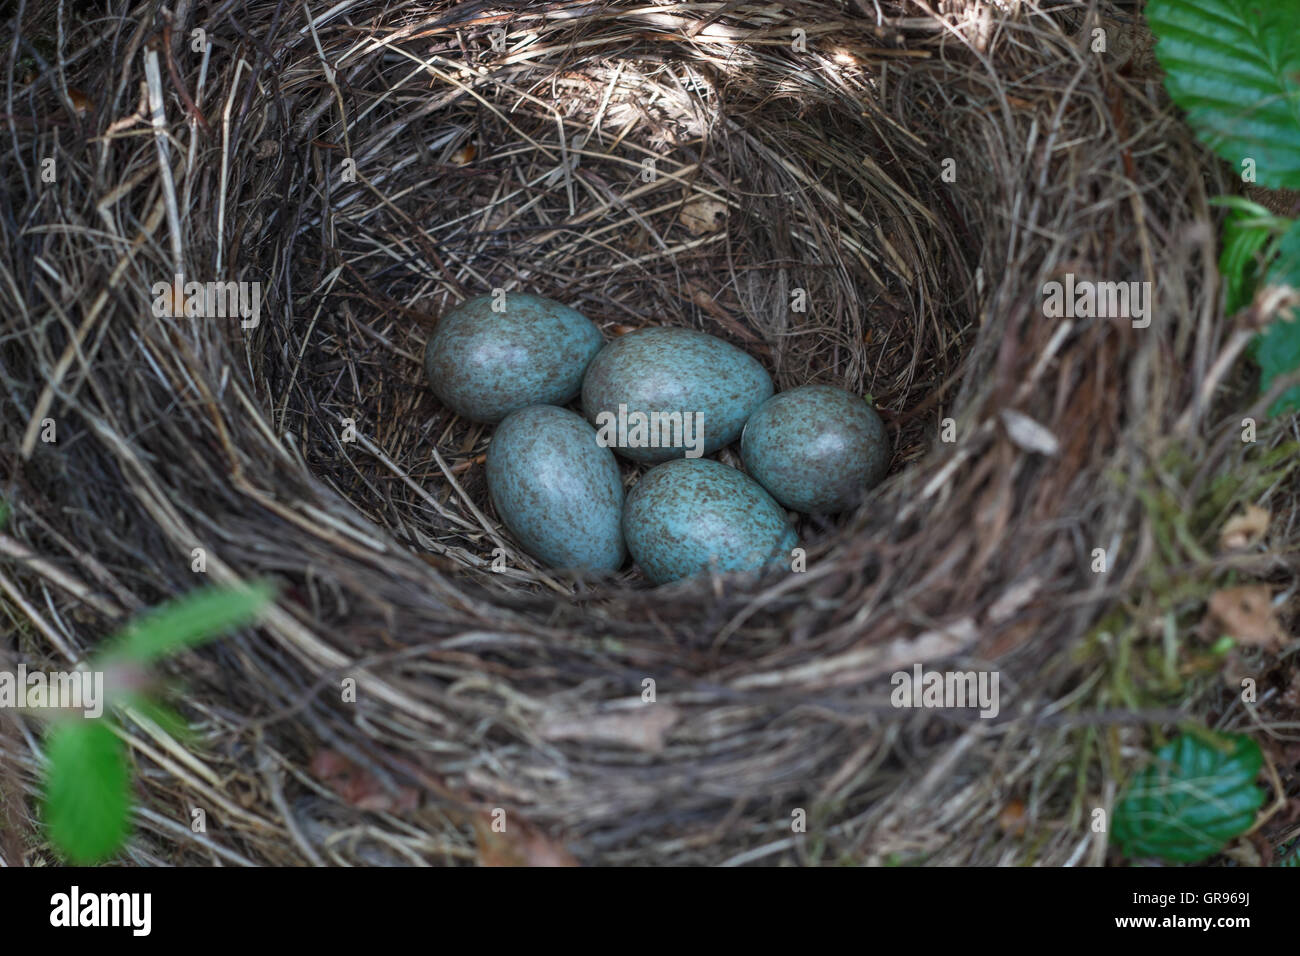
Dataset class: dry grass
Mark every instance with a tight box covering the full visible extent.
[0,0,1297,866]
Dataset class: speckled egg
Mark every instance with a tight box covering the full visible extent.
[623,458,797,584]
[486,405,625,573]
[581,327,773,463]
[424,292,604,423]
[740,384,890,514]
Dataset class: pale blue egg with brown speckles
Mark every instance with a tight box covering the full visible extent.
[425,293,604,423]
[486,405,626,573]
[741,384,890,514]
[623,458,797,584]
[582,327,773,463]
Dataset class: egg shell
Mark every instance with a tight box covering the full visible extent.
[424,293,604,423]
[623,458,797,584]
[486,405,626,573]
[740,384,889,513]
[581,326,773,463]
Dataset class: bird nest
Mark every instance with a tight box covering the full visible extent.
[2,0,1297,866]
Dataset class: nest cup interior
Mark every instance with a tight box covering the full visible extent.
[254,18,971,587]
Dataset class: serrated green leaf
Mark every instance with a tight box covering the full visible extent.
[42,721,131,864]
[1147,0,1300,189]
[1253,219,1300,414]
[1112,733,1265,863]
[98,581,274,665]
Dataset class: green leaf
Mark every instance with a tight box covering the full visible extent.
[1252,219,1300,414]
[43,721,131,864]
[122,694,195,745]
[1279,842,1300,866]
[1209,196,1276,219]
[1219,209,1274,313]
[1146,0,1300,189]
[1112,733,1266,863]
[98,581,274,664]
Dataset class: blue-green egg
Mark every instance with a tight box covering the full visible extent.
[486,405,625,573]
[623,458,797,584]
[740,384,890,514]
[425,292,604,423]
[582,327,773,463]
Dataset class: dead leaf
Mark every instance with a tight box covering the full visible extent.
[997,798,1027,835]
[999,409,1059,456]
[68,88,92,116]
[987,576,1041,624]
[679,197,727,235]
[309,749,350,779]
[1219,504,1270,551]
[450,142,477,165]
[539,705,680,753]
[1207,585,1285,649]
[473,811,578,867]
[309,748,419,812]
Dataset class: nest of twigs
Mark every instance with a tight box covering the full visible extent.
[2,0,1297,866]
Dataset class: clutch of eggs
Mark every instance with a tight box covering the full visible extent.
[425,293,891,582]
